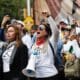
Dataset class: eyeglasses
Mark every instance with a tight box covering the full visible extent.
[38,25,45,31]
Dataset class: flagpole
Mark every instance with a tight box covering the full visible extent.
[27,0,31,16]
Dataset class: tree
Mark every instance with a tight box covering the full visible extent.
[0,0,26,24]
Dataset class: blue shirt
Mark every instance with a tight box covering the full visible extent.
[57,38,63,66]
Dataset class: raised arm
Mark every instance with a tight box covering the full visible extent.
[47,16,59,54]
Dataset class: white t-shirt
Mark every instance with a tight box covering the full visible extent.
[22,33,32,49]
[31,42,58,78]
[2,45,15,72]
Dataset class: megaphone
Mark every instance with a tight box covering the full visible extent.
[22,54,36,77]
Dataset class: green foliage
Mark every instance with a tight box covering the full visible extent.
[0,0,26,24]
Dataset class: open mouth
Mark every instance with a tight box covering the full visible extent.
[37,32,40,34]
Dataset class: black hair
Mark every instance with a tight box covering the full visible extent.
[44,24,52,37]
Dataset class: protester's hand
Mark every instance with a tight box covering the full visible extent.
[1,15,10,28]
[41,11,50,19]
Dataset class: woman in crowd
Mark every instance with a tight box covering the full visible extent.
[2,24,28,80]
[22,13,60,80]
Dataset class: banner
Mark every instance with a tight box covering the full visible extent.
[34,0,80,25]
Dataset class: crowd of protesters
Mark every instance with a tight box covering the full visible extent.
[0,12,80,80]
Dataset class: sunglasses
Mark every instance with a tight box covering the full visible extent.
[38,25,45,31]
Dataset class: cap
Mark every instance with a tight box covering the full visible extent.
[16,20,25,26]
